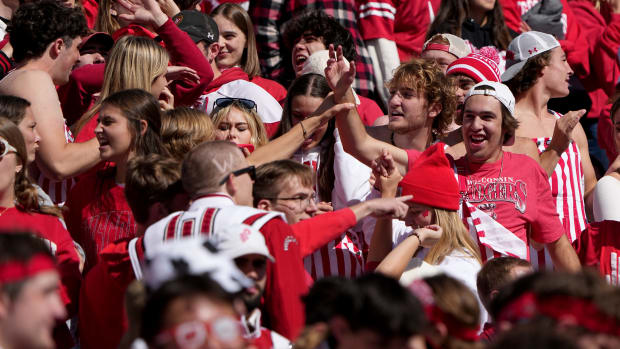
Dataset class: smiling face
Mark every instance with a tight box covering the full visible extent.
[290,95,327,149]
[452,74,477,113]
[461,95,505,163]
[95,105,134,163]
[17,107,40,164]
[421,49,458,73]
[387,86,433,133]
[541,47,573,98]
[292,32,327,76]
[214,107,253,145]
[214,14,247,69]
[55,36,82,85]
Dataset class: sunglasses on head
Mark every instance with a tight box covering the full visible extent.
[0,138,16,158]
[214,98,257,112]
[219,165,256,185]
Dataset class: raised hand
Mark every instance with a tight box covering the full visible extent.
[314,201,334,215]
[166,65,200,84]
[324,44,355,101]
[158,86,174,110]
[117,0,168,28]
[365,195,412,220]
[371,149,402,195]
[549,109,586,153]
[416,224,443,248]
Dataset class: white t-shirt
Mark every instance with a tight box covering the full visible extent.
[593,175,620,222]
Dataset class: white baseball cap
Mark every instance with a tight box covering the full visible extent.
[501,31,560,82]
[465,81,516,117]
[210,224,275,262]
[423,33,472,59]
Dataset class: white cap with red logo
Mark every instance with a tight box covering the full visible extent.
[210,224,275,262]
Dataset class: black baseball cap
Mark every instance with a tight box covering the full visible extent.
[173,10,219,45]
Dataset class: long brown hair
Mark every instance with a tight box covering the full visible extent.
[211,3,261,79]
[424,208,482,265]
[426,0,512,50]
[0,117,62,217]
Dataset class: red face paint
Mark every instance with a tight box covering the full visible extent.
[422,210,429,218]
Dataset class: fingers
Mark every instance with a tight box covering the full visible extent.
[321,102,355,118]
[396,195,412,202]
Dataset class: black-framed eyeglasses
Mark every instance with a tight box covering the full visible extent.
[219,165,256,185]
[264,192,317,209]
[213,98,257,112]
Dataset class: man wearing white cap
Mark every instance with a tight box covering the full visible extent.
[327,46,580,270]
[210,224,290,349]
[502,31,596,270]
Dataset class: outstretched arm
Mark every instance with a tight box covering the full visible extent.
[325,45,409,175]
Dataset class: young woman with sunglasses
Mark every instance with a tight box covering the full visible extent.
[211,97,268,151]
[0,117,82,319]
[65,89,168,270]
[211,3,287,104]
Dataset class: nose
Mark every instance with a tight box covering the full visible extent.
[93,52,105,64]
[470,115,484,130]
[388,92,401,109]
[34,129,41,143]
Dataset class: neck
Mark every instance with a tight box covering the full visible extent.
[0,1,14,20]
[469,9,488,26]
[114,155,131,184]
[466,149,503,165]
[0,187,15,208]
[515,83,550,119]
[393,125,433,151]
[210,61,221,80]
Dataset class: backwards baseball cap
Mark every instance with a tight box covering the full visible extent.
[465,81,516,117]
[501,31,560,82]
[173,10,219,45]
[79,32,114,54]
[423,33,472,59]
[210,224,275,262]
[446,48,501,83]
[399,143,460,211]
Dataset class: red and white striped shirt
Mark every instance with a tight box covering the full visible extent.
[30,120,76,205]
[530,110,587,270]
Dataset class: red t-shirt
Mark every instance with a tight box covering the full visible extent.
[65,171,136,269]
[0,207,81,315]
[405,149,565,257]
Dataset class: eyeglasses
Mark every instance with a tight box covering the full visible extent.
[219,165,256,185]
[214,98,257,112]
[155,317,244,349]
[265,192,317,210]
[0,138,16,158]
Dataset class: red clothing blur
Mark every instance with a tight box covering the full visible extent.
[357,95,384,126]
[0,207,81,315]
[79,237,141,349]
[81,0,98,29]
[575,220,620,284]
[292,208,357,257]
[250,76,287,104]
[65,171,136,269]
[356,0,441,61]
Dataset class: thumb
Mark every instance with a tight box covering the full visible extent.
[424,224,441,231]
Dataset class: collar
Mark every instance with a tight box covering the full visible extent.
[189,193,234,211]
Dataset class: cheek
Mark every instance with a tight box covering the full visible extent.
[238,130,252,143]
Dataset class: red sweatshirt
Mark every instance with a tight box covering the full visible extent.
[0,207,81,316]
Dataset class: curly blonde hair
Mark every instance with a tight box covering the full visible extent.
[386,58,457,136]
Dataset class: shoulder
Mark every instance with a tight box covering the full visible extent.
[0,69,54,94]
[504,137,540,164]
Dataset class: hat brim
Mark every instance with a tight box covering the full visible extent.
[225,248,275,263]
[501,60,527,82]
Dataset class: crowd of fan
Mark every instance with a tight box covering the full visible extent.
[0,0,618,348]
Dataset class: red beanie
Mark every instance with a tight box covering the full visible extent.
[446,47,501,83]
[399,143,460,211]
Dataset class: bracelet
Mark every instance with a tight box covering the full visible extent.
[300,120,308,139]
[410,230,421,245]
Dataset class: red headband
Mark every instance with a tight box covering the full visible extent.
[424,43,451,53]
[498,292,620,336]
[0,254,56,284]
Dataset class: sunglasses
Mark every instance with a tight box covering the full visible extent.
[155,317,244,349]
[213,98,257,112]
[0,138,16,158]
[218,165,256,185]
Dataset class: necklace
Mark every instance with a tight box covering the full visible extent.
[0,206,9,217]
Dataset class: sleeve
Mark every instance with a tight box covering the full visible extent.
[405,148,422,173]
[155,18,214,106]
[57,63,105,125]
[357,94,386,126]
[592,13,620,96]
[50,219,82,317]
[356,0,396,41]
[498,0,523,33]
[259,218,307,341]
[530,166,566,244]
[332,130,373,211]
[292,208,357,257]
[249,0,286,81]
[0,50,14,81]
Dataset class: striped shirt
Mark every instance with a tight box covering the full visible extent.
[530,110,587,270]
[30,120,76,205]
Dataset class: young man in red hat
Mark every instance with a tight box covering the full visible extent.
[328,46,580,270]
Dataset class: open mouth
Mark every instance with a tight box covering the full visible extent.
[294,54,308,70]
[469,134,486,146]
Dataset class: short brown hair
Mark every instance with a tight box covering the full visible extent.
[253,160,314,207]
[476,257,531,310]
[125,154,182,224]
[386,58,457,136]
[161,107,214,161]
[504,51,551,96]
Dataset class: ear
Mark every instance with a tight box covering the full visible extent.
[328,316,351,343]
[224,174,237,198]
[427,101,442,119]
[489,289,500,302]
[256,198,272,211]
[208,42,220,62]
[49,38,64,59]
[139,119,148,136]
